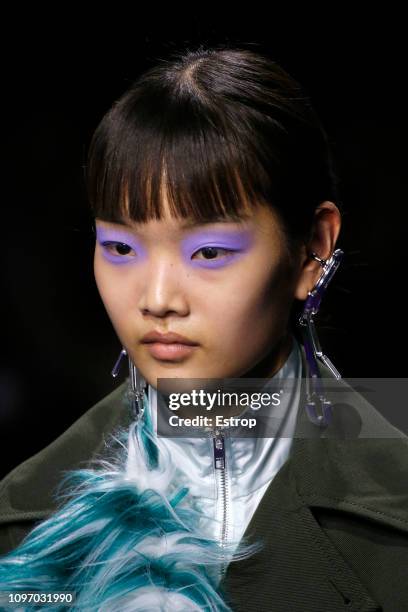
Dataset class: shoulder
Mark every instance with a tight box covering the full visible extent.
[294,349,408,528]
[0,380,129,555]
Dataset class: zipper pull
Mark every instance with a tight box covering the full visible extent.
[213,430,225,470]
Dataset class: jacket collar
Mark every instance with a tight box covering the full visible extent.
[289,341,408,534]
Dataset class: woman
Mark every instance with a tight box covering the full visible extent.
[0,45,407,611]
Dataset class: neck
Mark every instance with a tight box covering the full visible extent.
[241,331,293,380]
[208,331,294,421]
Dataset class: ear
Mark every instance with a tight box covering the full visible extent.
[294,201,342,301]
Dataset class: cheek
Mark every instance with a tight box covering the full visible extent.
[93,257,133,331]
[203,263,290,351]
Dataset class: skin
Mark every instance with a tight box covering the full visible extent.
[93,196,341,395]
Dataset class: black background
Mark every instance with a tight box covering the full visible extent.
[1,12,407,477]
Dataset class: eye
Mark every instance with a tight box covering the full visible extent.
[192,246,236,260]
[100,241,136,257]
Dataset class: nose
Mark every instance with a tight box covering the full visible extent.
[138,256,190,318]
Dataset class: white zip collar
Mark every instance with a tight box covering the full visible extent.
[127,336,302,560]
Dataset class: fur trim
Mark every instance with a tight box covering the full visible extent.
[0,390,262,610]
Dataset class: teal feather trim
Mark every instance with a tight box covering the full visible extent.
[0,390,262,611]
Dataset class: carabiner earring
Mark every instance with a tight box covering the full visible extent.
[111,347,147,421]
[298,248,344,426]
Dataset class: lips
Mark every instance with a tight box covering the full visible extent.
[141,330,199,362]
[141,331,198,346]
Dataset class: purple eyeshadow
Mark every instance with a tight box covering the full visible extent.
[181,229,254,269]
[95,225,254,268]
[95,227,147,264]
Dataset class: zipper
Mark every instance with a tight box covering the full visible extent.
[211,428,230,581]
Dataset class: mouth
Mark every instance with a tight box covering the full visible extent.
[141,330,198,344]
[140,330,199,361]
[143,342,198,361]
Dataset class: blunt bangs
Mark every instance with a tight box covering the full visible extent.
[86,88,280,228]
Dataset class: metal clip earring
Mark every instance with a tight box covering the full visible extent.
[298,248,344,426]
[111,348,147,422]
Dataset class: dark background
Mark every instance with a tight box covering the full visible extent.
[1,14,407,478]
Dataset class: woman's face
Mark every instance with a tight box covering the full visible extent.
[94,200,300,388]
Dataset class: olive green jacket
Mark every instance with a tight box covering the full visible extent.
[1,346,407,611]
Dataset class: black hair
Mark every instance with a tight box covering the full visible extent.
[86,44,342,341]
